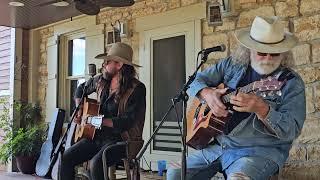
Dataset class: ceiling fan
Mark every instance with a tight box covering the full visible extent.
[35,0,71,7]
[100,0,135,7]
[34,0,135,15]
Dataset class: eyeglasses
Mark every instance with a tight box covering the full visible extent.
[257,52,281,57]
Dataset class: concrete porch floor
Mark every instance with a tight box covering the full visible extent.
[0,170,165,180]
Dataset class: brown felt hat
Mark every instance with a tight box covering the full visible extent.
[95,42,141,67]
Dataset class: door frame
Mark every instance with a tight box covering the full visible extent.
[137,3,205,169]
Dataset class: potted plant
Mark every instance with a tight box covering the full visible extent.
[0,98,46,174]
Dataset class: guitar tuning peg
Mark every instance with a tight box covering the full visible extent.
[276,90,282,96]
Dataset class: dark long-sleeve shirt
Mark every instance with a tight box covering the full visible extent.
[75,74,146,142]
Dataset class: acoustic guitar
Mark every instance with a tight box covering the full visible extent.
[50,98,101,179]
[36,108,65,177]
[74,97,101,142]
[186,76,285,150]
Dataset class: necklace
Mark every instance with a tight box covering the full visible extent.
[109,86,118,93]
[110,76,119,93]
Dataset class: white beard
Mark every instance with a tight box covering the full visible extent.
[250,54,282,75]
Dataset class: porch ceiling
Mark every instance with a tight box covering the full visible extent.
[0,0,135,29]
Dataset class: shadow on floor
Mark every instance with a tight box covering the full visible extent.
[0,171,46,180]
[0,170,165,180]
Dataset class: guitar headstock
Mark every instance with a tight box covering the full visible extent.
[253,76,285,97]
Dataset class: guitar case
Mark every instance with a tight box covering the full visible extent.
[36,108,65,177]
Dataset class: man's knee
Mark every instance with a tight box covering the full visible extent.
[61,149,73,165]
[228,172,251,180]
[89,155,101,171]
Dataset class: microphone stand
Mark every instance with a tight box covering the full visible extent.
[49,76,93,172]
[135,50,210,180]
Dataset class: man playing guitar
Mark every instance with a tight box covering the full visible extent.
[59,42,146,180]
[167,16,306,180]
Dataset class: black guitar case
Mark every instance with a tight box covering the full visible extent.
[36,108,65,177]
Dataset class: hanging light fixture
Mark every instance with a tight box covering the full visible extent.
[221,0,229,12]
[8,1,24,7]
[220,0,238,16]
[52,1,70,7]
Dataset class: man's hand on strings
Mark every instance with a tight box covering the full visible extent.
[199,87,228,118]
[230,92,269,120]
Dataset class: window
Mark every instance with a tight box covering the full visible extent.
[59,33,86,118]
[68,38,85,76]
[67,38,86,115]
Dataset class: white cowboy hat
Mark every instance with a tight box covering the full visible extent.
[95,42,141,67]
[235,16,298,53]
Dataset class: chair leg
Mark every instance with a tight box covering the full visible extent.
[132,160,140,180]
[108,166,116,180]
[123,159,131,180]
[102,148,114,180]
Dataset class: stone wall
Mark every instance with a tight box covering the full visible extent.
[38,27,54,118]
[37,0,320,178]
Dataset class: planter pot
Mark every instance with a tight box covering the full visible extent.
[15,155,37,174]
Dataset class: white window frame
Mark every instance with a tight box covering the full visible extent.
[58,30,86,118]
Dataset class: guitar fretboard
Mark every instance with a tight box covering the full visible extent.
[221,82,256,104]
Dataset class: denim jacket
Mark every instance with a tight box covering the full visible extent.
[187,57,306,169]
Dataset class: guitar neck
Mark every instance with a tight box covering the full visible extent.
[221,82,255,103]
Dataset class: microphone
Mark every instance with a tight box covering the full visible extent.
[200,44,226,55]
[85,64,96,88]
[88,63,97,77]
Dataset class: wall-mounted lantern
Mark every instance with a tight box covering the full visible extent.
[207,1,223,26]
[207,0,239,26]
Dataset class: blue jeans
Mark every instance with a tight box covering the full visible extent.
[167,150,278,180]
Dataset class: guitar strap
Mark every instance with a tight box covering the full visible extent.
[275,67,295,82]
[96,77,142,141]
[117,79,145,160]
[96,78,145,159]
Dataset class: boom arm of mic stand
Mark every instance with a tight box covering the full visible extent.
[173,51,209,102]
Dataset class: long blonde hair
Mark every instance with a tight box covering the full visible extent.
[231,45,294,68]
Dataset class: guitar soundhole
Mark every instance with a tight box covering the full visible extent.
[194,104,202,119]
